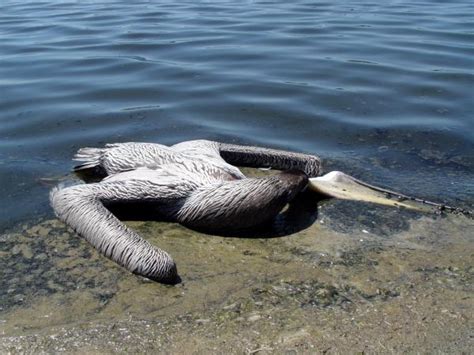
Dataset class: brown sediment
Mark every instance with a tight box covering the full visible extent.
[0,170,473,353]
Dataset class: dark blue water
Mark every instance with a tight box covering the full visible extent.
[1,0,473,229]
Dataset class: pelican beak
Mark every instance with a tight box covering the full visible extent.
[308,171,437,212]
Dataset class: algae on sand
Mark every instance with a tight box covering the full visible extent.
[0,171,473,353]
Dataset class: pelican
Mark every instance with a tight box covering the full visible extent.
[50,140,462,284]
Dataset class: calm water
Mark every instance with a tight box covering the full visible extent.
[1,0,473,229]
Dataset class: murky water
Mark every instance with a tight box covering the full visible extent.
[1,192,473,352]
[1,0,473,352]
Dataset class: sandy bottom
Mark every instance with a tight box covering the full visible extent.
[1,174,473,354]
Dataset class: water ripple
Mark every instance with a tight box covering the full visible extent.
[0,0,473,228]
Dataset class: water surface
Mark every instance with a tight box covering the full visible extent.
[0,0,473,352]
[1,0,473,228]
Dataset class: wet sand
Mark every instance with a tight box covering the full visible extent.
[1,172,473,353]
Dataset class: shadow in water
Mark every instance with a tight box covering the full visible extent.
[108,189,324,239]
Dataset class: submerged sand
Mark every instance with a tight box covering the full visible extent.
[0,171,473,353]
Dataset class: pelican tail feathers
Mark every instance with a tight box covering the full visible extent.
[73,147,105,171]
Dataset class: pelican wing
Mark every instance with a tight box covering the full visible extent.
[171,140,245,179]
[217,142,322,177]
[171,139,221,158]
[73,142,178,176]
[50,176,194,283]
[73,139,322,181]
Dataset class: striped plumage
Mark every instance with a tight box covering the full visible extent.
[50,140,321,284]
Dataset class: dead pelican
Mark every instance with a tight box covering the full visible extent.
[50,140,457,284]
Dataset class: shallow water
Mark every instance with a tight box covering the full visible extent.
[1,192,473,352]
[1,0,473,352]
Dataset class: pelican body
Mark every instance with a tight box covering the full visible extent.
[51,140,324,283]
[50,139,457,284]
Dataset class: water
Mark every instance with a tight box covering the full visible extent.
[0,0,473,352]
[1,0,473,229]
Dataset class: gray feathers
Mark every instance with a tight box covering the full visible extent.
[177,173,308,231]
[218,142,321,177]
[51,140,320,283]
[50,182,179,283]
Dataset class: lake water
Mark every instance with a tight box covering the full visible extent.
[1,0,473,229]
[0,0,473,352]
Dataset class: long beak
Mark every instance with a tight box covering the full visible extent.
[308,171,455,213]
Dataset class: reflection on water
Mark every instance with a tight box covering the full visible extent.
[0,0,473,352]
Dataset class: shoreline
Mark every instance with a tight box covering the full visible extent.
[1,197,472,353]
